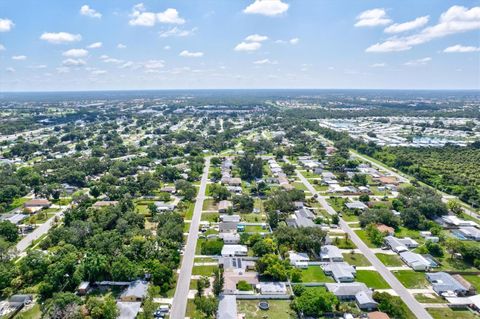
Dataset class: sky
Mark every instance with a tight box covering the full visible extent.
[0,0,479,92]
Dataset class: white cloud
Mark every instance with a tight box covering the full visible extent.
[444,44,480,53]
[355,8,392,27]
[63,48,88,58]
[234,41,262,51]
[384,16,429,33]
[87,42,102,49]
[117,43,127,49]
[29,64,47,69]
[91,69,107,75]
[0,19,14,32]
[243,0,289,17]
[80,5,102,18]
[0,44,5,51]
[289,37,299,44]
[56,66,70,73]
[129,4,185,26]
[159,27,196,38]
[120,61,134,69]
[12,55,27,60]
[62,58,86,66]
[245,34,268,42]
[366,6,480,52]
[6,67,15,73]
[179,50,204,57]
[100,55,123,64]
[253,58,277,65]
[404,57,431,66]
[370,63,386,67]
[40,32,82,44]
[143,59,165,69]
[164,45,171,50]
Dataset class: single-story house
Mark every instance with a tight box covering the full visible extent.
[399,251,431,271]
[458,227,480,241]
[218,200,233,213]
[77,281,90,295]
[427,272,468,296]
[117,302,142,319]
[120,280,148,302]
[24,199,51,208]
[452,274,477,295]
[219,257,255,272]
[325,283,377,310]
[220,214,240,223]
[320,245,344,262]
[92,200,119,208]
[442,215,478,228]
[258,282,287,295]
[220,233,240,244]
[217,295,237,319]
[223,270,258,294]
[154,201,175,211]
[221,244,248,257]
[376,224,395,236]
[345,201,368,210]
[160,186,176,193]
[367,311,391,319]
[219,221,239,233]
[322,262,356,283]
[384,236,418,253]
[288,251,309,268]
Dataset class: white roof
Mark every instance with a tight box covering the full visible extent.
[221,244,248,256]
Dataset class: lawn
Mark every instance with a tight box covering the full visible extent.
[183,203,195,219]
[6,197,28,212]
[237,300,296,319]
[414,293,448,304]
[342,253,371,266]
[185,299,203,319]
[393,270,429,289]
[244,225,267,233]
[293,182,308,191]
[435,256,478,272]
[202,198,217,211]
[333,237,356,249]
[15,304,41,319]
[463,274,480,292]
[300,266,334,283]
[241,213,266,223]
[201,212,219,223]
[342,214,359,222]
[191,265,218,276]
[354,230,378,248]
[376,253,405,267]
[427,308,479,319]
[355,270,390,289]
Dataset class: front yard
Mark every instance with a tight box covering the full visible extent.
[393,270,429,289]
[355,270,390,289]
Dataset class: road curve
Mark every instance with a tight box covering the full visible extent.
[170,157,210,319]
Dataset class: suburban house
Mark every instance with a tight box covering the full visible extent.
[219,257,255,272]
[218,200,233,213]
[320,245,344,262]
[219,220,239,233]
[442,215,478,228]
[220,214,240,223]
[92,200,119,208]
[345,201,368,210]
[117,302,142,319]
[426,272,468,296]
[399,251,431,271]
[119,280,148,302]
[223,270,258,294]
[325,283,377,310]
[384,236,418,253]
[258,282,288,295]
[220,233,240,244]
[457,227,480,241]
[322,262,356,283]
[154,201,175,211]
[367,312,391,319]
[288,251,309,268]
[452,274,477,295]
[221,244,248,257]
[217,295,237,319]
[24,199,51,208]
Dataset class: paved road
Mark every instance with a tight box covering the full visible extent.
[15,206,66,254]
[170,157,210,319]
[295,170,432,319]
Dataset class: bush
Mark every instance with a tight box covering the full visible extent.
[201,239,224,255]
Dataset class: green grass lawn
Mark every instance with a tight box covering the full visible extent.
[463,274,480,291]
[202,198,216,211]
[192,265,218,276]
[15,304,41,319]
[354,230,378,248]
[342,253,371,266]
[237,300,296,319]
[183,203,195,219]
[293,182,308,191]
[333,237,356,249]
[355,270,390,289]
[6,197,28,212]
[427,308,479,319]
[300,266,334,283]
[376,253,405,267]
[241,213,266,223]
[435,256,478,272]
[342,214,359,222]
[244,225,267,233]
[393,270,429,288]
[414,293,448,304]
[185,299,203,319]
[201,212,219,223]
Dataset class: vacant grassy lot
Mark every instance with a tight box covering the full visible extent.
[427,308,478,319]
[237,300,296,319]
[354,230,378,248]
[300,266,334,283]
[414,293,448,304]
[342,253,371,266]
[393,270,429,288]
[192,265,218,276]
[201,212,219,223]
[202,198,217,211]
[376,253,405,267]
[463,274,480,291]
[355,270,390,289]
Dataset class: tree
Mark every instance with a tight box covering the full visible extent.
[232,195,254,213]
[194,296,218,318]
[373,292,409,319]
[447,199,463,215]
[175,180,196,201]
[291,287,338,316]
[213,268,224,296]
[85,295,118,319]
[252,238,276,257]
[0,221,18,242]
[237,154,263,181]
[210,184,230,201]
[365,223,385,247]
[256,254,291,281]
[359,194,370,203]
[43,292,82,319]
[359,208,400,229]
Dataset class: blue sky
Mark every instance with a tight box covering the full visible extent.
[0,0,479,91]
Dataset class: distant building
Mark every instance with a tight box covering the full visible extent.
[218,200,233,213]
[320,245,344,262]
[92,200,118,208]
[288,251,309,268]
